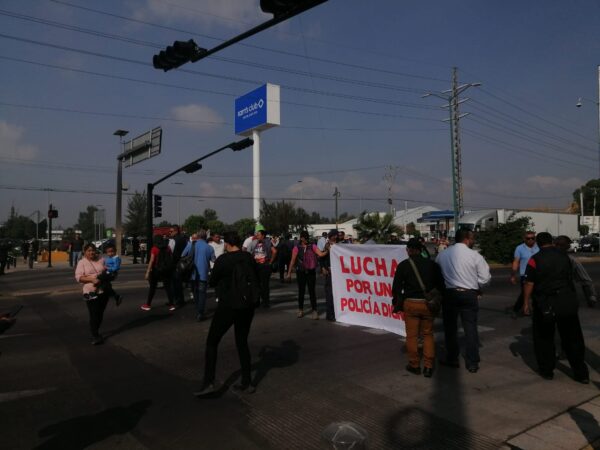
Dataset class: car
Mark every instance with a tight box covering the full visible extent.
[579,235,600,252]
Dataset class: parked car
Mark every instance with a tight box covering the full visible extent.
[579,235,600,252]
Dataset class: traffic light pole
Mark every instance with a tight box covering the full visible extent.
[146,183,154,264]
[47,203,53,268]
[144,138,253,260]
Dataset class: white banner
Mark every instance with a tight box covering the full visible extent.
[331,244,408,336]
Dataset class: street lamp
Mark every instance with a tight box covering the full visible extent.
[114,129,129,256]
[575,66,600,178]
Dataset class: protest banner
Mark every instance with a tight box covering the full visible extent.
[330,244,407,336]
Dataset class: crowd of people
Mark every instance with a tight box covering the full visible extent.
[70,224,597,394]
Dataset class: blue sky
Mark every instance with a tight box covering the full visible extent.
[1,0,600,228]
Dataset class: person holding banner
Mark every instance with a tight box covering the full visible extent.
[392,239,444,377]
[286,231,328,319]
[436,229,491,373]
[320,230,339,322]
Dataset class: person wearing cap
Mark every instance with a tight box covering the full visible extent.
[247,225,277,308]
[392,238,444,377]
[320,230,339,321]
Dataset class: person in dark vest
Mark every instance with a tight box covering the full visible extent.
[168,225,189,308]
[523,232,589,383]
[132,236,140,264]
[320,229,339,322]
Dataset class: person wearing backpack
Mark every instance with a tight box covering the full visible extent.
[142,235,175,311]
[286,231,327,319]
[195,231,258,396]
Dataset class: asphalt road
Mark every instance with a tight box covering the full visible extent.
[1,260,600,449]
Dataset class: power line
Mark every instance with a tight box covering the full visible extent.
[0,32,441,111]
[46,0,449,83]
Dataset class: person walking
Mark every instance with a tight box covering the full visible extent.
[181,229,215,321]
[510,231,539,317]
[141,235,175,311]
[320,230,338,321]
[436,229,491,373]
[286,231,327,319]
[277,234,293,283]
[168,225,189,308]
[75,244,110,345]
[70,233,84,267]
[392,238,445,377]
[523,232,590,383]
[247,225,277,308]
[195,231,258,396]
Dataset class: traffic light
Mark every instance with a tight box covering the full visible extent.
[47,209,58,219]
[260,0,326,18]
[153,195,162,218]
[183,162,202,174]
[153,39,207,72]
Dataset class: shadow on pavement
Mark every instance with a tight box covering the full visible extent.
[104,314,172,338]
[568,407,600,446]
[509,326,538,374]
[34,399,152,449]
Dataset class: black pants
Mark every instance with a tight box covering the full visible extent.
[257,265,272,306]
[204,307,255,386]
[513,276,526,312]
[442,290,480,368]
[171,269,184,305]
[147,272,173,306]
[85,294,109,338]
[532,308,588,379]
[297,269,317,310]
[324,273,335,320]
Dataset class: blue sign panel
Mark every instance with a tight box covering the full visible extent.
[235,84,268,135]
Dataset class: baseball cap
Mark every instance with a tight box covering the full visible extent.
[255,223,265,233]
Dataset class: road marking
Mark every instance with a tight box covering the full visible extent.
[0,388,56,403]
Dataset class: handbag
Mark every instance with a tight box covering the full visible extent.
[176,241,197,281]
[408,258,443,316]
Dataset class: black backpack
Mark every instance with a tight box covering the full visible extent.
[231,257,259,306]
[154,247,174,280]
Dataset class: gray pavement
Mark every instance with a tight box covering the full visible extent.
[1,261,600,449]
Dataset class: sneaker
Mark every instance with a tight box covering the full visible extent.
[297,310,304,318]
[311,310,319,320]
[140,304,151,311]
[115,295,123,306]
[168,304,176,311]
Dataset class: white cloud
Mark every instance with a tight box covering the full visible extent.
[170,104,225,131]
[135,0,263,30]
[0,121,38,160]
[527,175,584,189]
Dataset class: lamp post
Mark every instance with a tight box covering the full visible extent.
[113,129,129,256]
[576,65,600,178]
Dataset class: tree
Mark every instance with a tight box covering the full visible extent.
[203,208,218,222]
[183,215,207,234]
[230,218,256,238]
[572,179,600,215]
[75,205,99,242]
[338,212,355,223]
[260,200,310,235]
[124,192,147,237]
[478,215,531,264]
[0,207,46,239]
[353,211,401,243]
[406,222,419,237]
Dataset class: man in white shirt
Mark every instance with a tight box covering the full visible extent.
[208,233,225,268]
[436,228,491,373]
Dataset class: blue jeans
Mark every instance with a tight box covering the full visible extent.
[72,251,82,266]
[442,290,480,368]
[193,280,208,317]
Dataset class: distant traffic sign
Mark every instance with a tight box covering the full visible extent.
[235,84,280,136]
[121,127,163,167]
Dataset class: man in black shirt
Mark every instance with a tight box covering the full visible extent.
[392,239,444,378]
[523,232,589,383]
[168,225,190,307]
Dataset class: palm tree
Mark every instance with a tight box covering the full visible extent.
[353,211,401,243]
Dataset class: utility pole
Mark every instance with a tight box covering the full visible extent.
[383,165,399,216]
[333,187,340,230]
[422,67,481,233]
